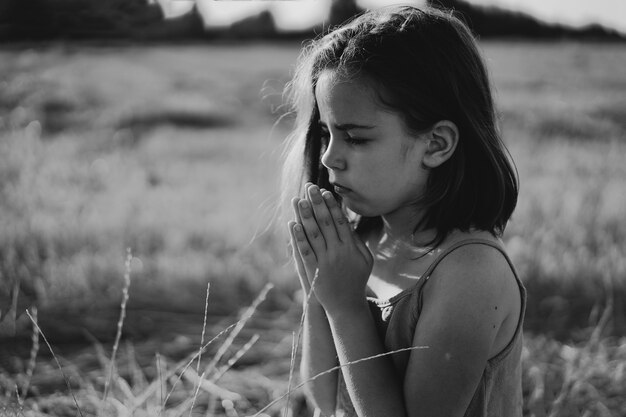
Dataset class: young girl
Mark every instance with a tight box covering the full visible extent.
[283,5,525,417]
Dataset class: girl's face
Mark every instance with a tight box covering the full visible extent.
[315,70,430,219]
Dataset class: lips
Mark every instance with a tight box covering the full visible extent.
[332,182,352,194]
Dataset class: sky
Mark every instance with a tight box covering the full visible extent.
[162,0,626,33]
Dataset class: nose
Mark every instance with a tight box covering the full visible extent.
[321,137,346,171]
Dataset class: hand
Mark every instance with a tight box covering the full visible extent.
[288,212,318,306]
[290,183,373,315]
[288,185,324,307]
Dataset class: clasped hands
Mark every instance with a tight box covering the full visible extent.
[288,183,373,315]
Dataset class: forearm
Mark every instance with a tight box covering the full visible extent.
[301,301,338,415]
[327,303,407,417]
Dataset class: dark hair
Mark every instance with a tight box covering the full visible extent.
[281,5,518,246]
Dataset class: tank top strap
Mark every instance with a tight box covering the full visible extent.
[422,237,518,282]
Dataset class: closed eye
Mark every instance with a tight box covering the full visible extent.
[320,125,368,147]
[345,137,368,146]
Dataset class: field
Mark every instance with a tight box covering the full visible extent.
[1,41,625,416]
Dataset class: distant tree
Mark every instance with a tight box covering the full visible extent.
[229,10,276,39]
[140,3,205,39]
[428,0,624,40]
[0,0,56,40]
[0,0,165,40]
[328,0,362,29]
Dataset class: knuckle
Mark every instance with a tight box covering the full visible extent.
[318,215,331,227]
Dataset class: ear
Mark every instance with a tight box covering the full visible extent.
[422,120,459,168]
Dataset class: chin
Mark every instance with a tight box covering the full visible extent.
[344,200,380,218]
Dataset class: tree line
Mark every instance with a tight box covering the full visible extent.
[0,0,623,42]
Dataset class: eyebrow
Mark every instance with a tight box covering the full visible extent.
[318,121,376,131]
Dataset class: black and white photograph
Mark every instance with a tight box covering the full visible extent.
[1,0,625,416]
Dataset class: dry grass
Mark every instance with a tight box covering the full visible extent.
[3,272,284,416]
[1,41,625,415]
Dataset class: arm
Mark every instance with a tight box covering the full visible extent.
[403,244,519,417]
[301,301,338,415]
[293,185,406,417]
[326,305,407,417]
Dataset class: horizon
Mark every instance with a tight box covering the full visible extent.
[162,0,626,34]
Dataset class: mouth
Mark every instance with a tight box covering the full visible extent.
[331,182,352,194]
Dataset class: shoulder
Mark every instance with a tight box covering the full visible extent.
[421,231,519,321]
[430,230,513,279]
[433,235,513,283]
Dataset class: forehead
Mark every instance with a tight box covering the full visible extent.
[315,70,389,123]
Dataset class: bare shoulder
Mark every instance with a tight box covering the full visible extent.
[421,231,521,339]
[428,231,517,290]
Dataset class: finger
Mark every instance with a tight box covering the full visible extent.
[288,221,311,292]
[306,185,339,246]
[292,221,318,280]
[294,196,319,257]
[321,190,352,243]
[297,198,326,255]
[292,197,303,223]
[290,218,318,280]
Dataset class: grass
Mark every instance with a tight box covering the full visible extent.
[19,290,278,417]
[0,40,625,415]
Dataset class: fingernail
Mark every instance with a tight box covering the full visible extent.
[299,200,309,209]
[310,187,323,204]
[294,223,303,232]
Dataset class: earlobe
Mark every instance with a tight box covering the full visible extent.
[422,120,459,168]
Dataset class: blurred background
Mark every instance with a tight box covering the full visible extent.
[1,0,625,416]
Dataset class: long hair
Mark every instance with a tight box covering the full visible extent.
[281,5,518,246]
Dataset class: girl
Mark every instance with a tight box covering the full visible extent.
[283,5,525,417]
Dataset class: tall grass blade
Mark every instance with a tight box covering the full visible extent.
[188,282,211,417]
[197,282,211,376]
[103,248,133,403]
[20,305,39,399]
[135,321,239,411]
[283,331,297,417]
[204,283,273,377]
[25,309,85,417]
[14,385,23,410]
[154,352,162,415]
[210,334,260,383]
[181,367,240,401]
[250,345,428,417]
[188,369,208,417]
[126,341,147,393]
[135,313,257,412]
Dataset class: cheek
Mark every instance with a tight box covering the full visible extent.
[380,162,428,202]
[369,156,412,185]
[361,149,399,172]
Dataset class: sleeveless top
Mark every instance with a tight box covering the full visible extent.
[335,238,526,417]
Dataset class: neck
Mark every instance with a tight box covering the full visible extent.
[379,206,435,248]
